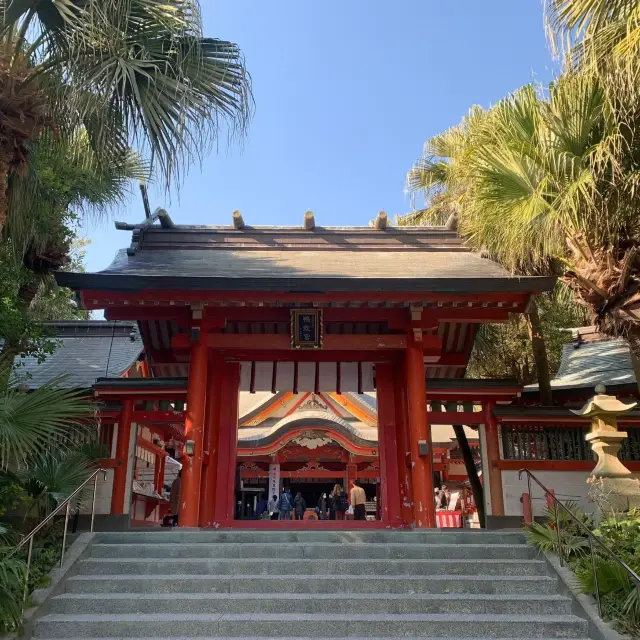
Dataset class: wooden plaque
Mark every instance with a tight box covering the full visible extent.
[291,309,323,349]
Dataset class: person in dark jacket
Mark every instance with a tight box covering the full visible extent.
[256,493,268,520]
[329,483,348,520]
[317,492,328,520]
[293,492,306,520]
[278,487,294,520]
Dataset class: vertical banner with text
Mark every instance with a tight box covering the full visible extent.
[268,463,281,501]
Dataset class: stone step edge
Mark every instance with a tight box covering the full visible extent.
[37,613,587,622]
[52,592,568,601]
[79,558,544,564]
[66,573,557,581]
[90,543,531,548]
[33,637,592,640]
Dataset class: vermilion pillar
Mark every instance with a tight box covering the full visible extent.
[213,362,241,523]
[178,339,209,527]
[375,363,401,525]
[394,359,413,524]
[199,358,223,527]
[111,398,134,515]
[405,338,436,528]
[483,401,505,517]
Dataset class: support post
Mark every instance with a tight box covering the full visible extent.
[199,358,223,527]
[213,362,241,523]
[178,339,209,527]
[394,358,413,524]
[111,398,134,515]
[405,336,435,528]
[376,363,401,524]
[483,401,505,517]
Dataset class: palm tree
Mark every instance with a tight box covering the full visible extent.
[0,382,95,469]
[403,70,640,390]
[0,0,251,233]
[546,0,640,69]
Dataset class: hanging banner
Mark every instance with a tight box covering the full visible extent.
[268,463,281,500]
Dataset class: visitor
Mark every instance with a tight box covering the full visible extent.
[278,486,294,520]
[434,487,442,509]
[317,492,328,520]
[441,484,451,508]
[169,470,181,526]
[268,494,279,520]
[294,491,306,520]
[256,493,268,520]
[329,483,348,520]
[350,479,367,521]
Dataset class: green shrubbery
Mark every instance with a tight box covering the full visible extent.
[526,505,640,637]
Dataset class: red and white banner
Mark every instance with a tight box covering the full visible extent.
[436,510,463,528]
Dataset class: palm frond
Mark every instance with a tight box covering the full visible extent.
[0,382,95,468]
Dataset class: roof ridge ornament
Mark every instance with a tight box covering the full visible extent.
[233,210,245,229]
[373,210,388,230]
[303,211,315,230]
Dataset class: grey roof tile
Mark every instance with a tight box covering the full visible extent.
[55,225,555,294]
[11,321,143,389]
[525,337,636,392]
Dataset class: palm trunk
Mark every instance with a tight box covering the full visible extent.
[452,424,485,528]
[526,298,553,405]
[0,146,10,235]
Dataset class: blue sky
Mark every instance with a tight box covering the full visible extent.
[81,0,557,274]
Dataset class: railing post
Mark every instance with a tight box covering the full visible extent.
[22,536,34,609]
[90,473,99,533]
[522,493,532,525]
[553,500,564,566]
[527,473,533,523]
[60,501,71,568]
[589,536,602,618]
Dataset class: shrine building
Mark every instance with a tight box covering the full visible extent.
[52,211,556,528]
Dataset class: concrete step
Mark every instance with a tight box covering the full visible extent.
[49,592,573,616]
[89,543,536,560]
[74,558,549,577]
[64,574,559,595]
[93,531,526,545]
[34,613,590,638]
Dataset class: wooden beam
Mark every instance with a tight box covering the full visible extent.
[232,210,244,229]
[136,436,169,457]
[304,211,315,230]
[172,333,417,351]
[132,410,186,423]
[374,211,388,229]
[427,411,484,425]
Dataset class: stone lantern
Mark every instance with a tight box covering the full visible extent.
[571,384,640,512]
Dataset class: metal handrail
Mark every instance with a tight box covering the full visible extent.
[6,467,106,606]
[519,468,640,617]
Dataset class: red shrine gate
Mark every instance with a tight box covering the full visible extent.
[58,212,553,528]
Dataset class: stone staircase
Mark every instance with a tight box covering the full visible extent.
[33,529,592,639]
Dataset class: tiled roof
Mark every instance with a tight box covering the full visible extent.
[56,225,555,294]
[12,321,143,390]
[525,334,636,392]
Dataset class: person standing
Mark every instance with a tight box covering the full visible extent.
[278,486,294,520]
[294,491,306,520]
[350,479,367,521]
[268,494,279,520]
[317,492,328,520]
[329,483,347,520]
